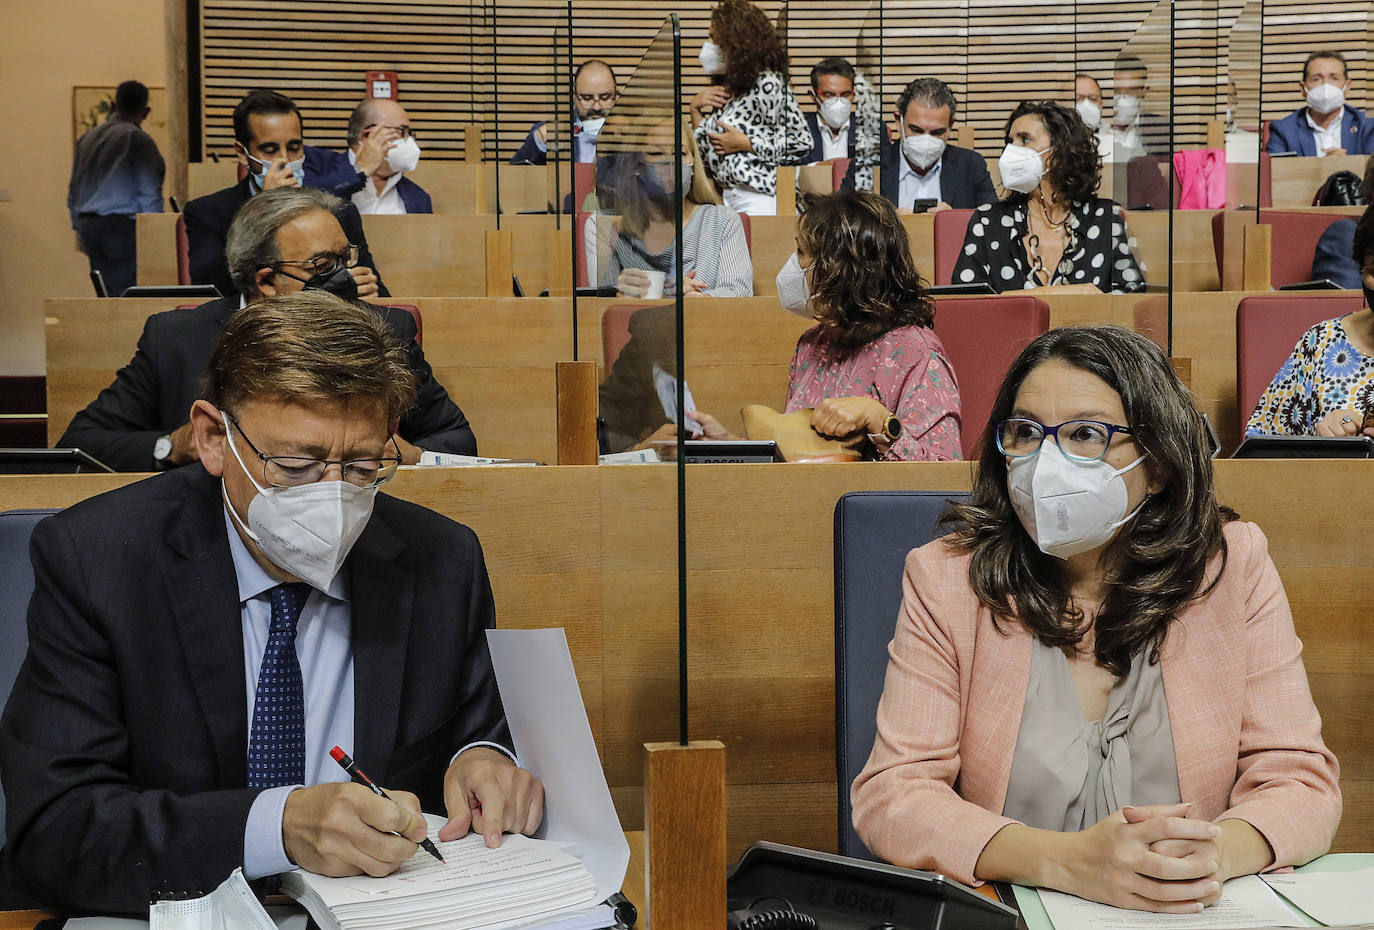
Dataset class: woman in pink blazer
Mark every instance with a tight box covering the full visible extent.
[852,325,1340,913]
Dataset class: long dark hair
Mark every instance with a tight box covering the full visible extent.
[1002,100,1101,206]
[797,190,934,352]
[711,0,788,98]
[941,325,1234,675]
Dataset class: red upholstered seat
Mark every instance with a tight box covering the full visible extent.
[831,158,851,191]
[931,294,1051,458]
[175,214,191,286]
[601,303,650,368]
[1212,208,1351,289]
[576,212,592,288]
[932,208,975,285]
[1236,293,1365,431]
[1133,295,1169,350]
[386,303,422,347]
[573,162,595,213]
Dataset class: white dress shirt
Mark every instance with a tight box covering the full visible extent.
[898,151,943,209]
[1305,108,1344,156]
[348,149,406,214]
[820,121,850,161]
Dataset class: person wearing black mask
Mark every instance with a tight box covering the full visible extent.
[1246,202,1374,437]
[58,188,476,470]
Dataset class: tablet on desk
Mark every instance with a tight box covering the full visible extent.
[650,440,784,463]
[0,449,114,474]
[1232,434,1374,458]
[119,284,221,299]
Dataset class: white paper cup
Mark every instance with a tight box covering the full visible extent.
[643,270,666,299]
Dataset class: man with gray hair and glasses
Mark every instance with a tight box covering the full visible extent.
[3,292,541,914]
[59,187,476,471]
[872,77,996,214]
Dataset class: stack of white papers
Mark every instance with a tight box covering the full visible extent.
[280,831,600,930]
[1262,866,1374,926]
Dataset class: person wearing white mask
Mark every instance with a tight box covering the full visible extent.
[345,98,431,215]
[588,117,753,299]
[184,89,391,299]
[1266,51,1374,158]
[780,190,961,460]
[511,60,618,166]
[690,0,811,216]
[954,100,1145,294]
[1074,73,1113,162]
[876,78,996,215]
[853,324,1341,912]
[802,58,859,164]
[0,292,547,913]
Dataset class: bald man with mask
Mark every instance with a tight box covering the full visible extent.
[346,98,432,214]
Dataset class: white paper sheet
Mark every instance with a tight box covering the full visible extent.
[1263,867,1374,926]
[486,628,630,904]
[1038,875,1307,930]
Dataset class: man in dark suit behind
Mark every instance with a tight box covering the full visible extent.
[1,293,543,915]
[184,89,394,298]
[870,78,997,213]
[800,57,859,165]
[345,97,433,214]
[1266,50,1374,158]
[59,187,476,471]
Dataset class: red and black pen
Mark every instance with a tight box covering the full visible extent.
[330,745,446,864]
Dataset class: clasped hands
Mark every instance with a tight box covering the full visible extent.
[282,747,543,878]
[1057,803,1227,913]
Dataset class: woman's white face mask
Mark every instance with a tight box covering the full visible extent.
[998,143,1051,194]
[775,252,813,317]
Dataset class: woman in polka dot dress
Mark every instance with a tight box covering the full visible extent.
[952,100,1146,295]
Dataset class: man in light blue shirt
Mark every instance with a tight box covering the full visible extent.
[0,292,543,913]
[67,80,165,296]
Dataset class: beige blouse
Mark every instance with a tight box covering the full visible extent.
[1001,639,1181,830]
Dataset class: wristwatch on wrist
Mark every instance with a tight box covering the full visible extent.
[153,434,174,469]
[881,415,902,441]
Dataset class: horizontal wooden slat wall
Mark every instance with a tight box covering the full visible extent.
[198,0,1367,163]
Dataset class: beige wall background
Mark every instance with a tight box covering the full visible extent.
[0,0,167,376]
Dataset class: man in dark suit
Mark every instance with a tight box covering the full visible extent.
[345,97,432,214]
[59,188,476,471]
[870,78,996,213]
[510,60,617,166]
[801,57,858,165]
[184,89,394,298]
[1266,50,1374,157]
[1,293,542,914]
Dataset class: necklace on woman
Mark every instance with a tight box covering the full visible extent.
[1033,190,1071,232]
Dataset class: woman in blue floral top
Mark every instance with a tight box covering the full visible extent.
[1246,207,1374,436]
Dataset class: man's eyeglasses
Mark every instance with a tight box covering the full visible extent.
[366,123,415,139]
[270,244,360,279]
[576,92,617,106]
[995,417,1134,462]
[226,413,401,489]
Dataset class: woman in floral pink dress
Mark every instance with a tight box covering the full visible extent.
[778,190,962,460]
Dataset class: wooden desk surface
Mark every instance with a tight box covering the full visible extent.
[1,460,1370,861]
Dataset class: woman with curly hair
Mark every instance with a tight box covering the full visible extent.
[953,100,1146,294]
[779,190,961,460]
[853,325,1339,910]
[691,0,811,216]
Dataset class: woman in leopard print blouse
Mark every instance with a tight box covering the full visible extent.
[690,0,811,216]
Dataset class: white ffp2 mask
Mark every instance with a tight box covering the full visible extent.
[775,252,812,317]
[1007,443,1146,559]
[1076,99,1102,130]
[699,41,725,75]
[902,133,947,171]
[998,143,1050,194]
[819,97,852,131]
[222,420,377,591]
[1305,82,1345,116]
[385,135,421,173]
[1112,94,1141,127]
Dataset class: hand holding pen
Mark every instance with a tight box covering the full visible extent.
[331,746,446,864]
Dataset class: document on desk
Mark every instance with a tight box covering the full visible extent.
[1262,866,1374,926]
[1035,876,1307,930]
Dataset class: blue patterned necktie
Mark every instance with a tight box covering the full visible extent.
[247,583,311,789]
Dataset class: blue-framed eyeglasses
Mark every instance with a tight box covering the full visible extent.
[995,417,1133,462]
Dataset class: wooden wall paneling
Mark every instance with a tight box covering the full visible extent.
[404,162,485,212]
[1269,154,1371,208]
[361,214,495,296]
[2,457,1370,858]
[187,160,237,200]
[135,214,181,288]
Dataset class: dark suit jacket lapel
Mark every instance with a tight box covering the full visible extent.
[163,470,250,787]
[881,142,898,203]
[347,504,416,779]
